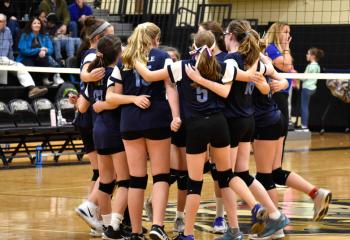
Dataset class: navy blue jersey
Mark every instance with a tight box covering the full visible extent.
[82,66,122,134]
[215,51,228,63]
[223,52,266,119]
[253,77,281,127]
[167,59,237,119]
[75,48,97,129]
[111,48,173,132]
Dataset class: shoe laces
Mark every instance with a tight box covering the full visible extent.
[213,217,225,226]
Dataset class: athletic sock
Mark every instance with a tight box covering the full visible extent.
[229,227,240,235]
[102,213,112,227]
[268,210,281,220]
[216,198,224,218]
[111,212,123,230]
[309,187,318,199]
[176,211,184,219]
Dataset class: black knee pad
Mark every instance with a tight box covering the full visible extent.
[153,173,170,185]
[272,167,291,185]
[129,175,148,190]
[116,179,130,189]
[203,161,211,174]
[187,177,203,195]
[256,172,276,191]
[210,163,218,181]
[169,168,178,185]
[91,169,99,181]
[99,180,116,195]
[236,171,255,187]
[217,169,235,189]
[177,170,188,191]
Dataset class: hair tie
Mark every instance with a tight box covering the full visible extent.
[96,52,103,58]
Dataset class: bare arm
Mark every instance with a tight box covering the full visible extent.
[134,60,169,82]
[251,73,270,95]
[106,83,151,109]
[185,64,232,98]
[272,54,293,73]
[164,78,181,131]
[76,95,90,113]
[80,63,106,83]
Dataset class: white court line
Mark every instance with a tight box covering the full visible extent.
[1,65,350,80]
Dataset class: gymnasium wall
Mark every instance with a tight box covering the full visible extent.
[209,0,350,25]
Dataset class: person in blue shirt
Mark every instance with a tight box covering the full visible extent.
[106,22,181,240]
[68,0,93,33]
[264,22,294,161]
[17,17,53,86]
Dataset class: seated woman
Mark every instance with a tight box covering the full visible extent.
[17,17,63,86]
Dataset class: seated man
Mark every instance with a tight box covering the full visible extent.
[0,14,47,99]
[39,0,78,37]
[68,0,93,33]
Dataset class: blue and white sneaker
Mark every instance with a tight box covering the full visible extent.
[173,233,195,240]
[213,217,228,233]
[258,213,289,238]
[251,204,268,234]
[249,229,285,240]
[215,228,244,240]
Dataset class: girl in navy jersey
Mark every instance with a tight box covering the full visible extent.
[106,22,181,240]
[73,16,115,236]
[198,21,227,62]
[134,30,288,240]
[76,34,133,239]
[190,20,289,239]
[197,20,228,233]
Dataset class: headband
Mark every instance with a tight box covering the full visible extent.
[88,21,111,39]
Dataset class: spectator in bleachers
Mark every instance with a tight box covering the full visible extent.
[0,14,48,98]
[68,0,93,33]
[39,0,78,38]
[45,13,80,66]
[0,0,20,43]
[17,17,55,86]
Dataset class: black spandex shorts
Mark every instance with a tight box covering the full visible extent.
[171,124,186,148]
[122,127,171,141]
[227,116,255,147]
[186,113,230,154]
[254,116,285,140]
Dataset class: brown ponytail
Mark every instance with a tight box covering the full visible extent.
[227,20,261,69]
[309,47,324,61]
[87,35,122,73]
[193,31,222,84]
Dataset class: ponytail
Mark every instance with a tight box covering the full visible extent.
[191,31,222,87]
[309,47,324,61]
[226,20,261,69]
[122,22,160,69]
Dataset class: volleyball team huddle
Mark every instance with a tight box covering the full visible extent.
[70,16,332,240]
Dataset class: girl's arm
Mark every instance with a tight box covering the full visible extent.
[185,64,232,98]
[105,83,151,109]
[251,73,270,95]
[134,60,169,82]
[76,95,90,113]
[269,71,289,93]
[80,63,106,83]
[164,78,181,132]
[92,87,120,113]
[272,53,293,73]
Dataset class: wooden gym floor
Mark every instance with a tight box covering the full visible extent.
[0,133,349,239]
